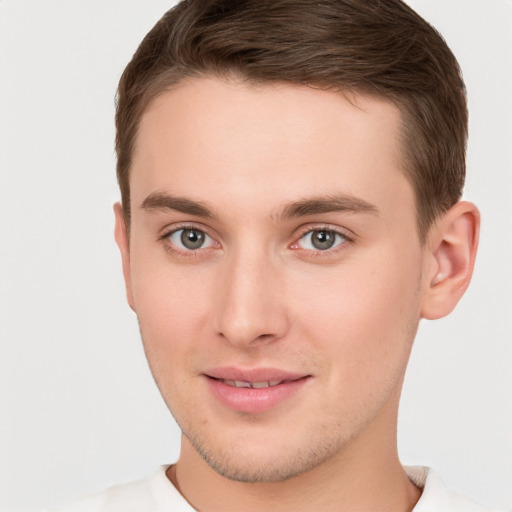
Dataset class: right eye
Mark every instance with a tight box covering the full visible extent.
[167,228,215,251]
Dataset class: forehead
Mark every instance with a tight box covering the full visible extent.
[130,78,412,222]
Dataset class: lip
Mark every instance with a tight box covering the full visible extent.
[204,367,311,414]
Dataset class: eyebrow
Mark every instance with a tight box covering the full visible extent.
[141,192,216,219]
[280,194,379,219]
[141,191,379,221]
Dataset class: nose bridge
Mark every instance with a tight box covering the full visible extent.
[214,244,288,347]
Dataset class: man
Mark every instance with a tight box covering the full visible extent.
[48,1,500,510]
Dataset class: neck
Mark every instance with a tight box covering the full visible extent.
[167,396,421,512]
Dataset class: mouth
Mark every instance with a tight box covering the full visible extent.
[214,378,295,389]
[204,368,311,414]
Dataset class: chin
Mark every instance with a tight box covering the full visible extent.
[185,427,344,483]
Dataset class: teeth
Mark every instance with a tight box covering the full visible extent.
[221,379,283,388]
[251,381,270,389]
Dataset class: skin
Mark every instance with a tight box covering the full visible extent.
[115,77,479,512]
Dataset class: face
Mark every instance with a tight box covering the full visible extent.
[117,78,430,482]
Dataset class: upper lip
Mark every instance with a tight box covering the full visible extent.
[204,367,308,383]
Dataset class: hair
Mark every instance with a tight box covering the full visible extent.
[115,0,467,241]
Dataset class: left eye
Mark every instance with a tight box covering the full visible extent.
[168,228,214,250]
[298,229,346,251]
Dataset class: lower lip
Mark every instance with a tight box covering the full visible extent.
[206,377,310,414]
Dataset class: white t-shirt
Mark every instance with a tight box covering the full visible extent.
[45,465,501,512]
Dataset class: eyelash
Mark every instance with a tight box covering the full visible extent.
[291,225,354,257]
[159,224,219,259]
[158,224,354,259]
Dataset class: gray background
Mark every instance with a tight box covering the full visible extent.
[1,1,511,510]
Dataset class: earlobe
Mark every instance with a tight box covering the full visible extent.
[421,201,480,320]
[113,202,136,312]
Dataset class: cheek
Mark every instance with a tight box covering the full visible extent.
[130,263,213,414]
[129,249,214,362]
[294,249,423,376]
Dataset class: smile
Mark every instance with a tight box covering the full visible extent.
[219,379,285,388]
[205,370,311,414]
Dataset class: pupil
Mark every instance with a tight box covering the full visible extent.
[181,229,204,249]
[312,230,335,250]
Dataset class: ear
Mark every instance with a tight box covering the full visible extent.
[113,202,136,311]
[421,201,480,320]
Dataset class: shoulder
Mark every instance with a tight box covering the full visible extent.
[406,466,504,512]
[43,466,196,512]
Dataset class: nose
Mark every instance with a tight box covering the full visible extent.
[213,250,290,348]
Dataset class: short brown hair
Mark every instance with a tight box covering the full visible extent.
[116,0,467,241]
